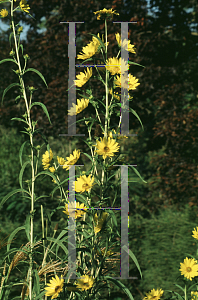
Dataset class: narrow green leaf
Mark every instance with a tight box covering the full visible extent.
[0,58,18,66]
[35,171,60,185]
[19,44,23,55]
[24,68,48,87]
[11,117,27,125]
[30,102,52,125]
[82,152,94,164]
[75,194,89,207]
[107,210,118,229]
[52,229,68,251]
[19,160,31,189]
[128,61,145,68]
[34,269,40,295]
[122,244,142,279]
[24,214,31,241]
[9,32,14,47]
[0,189,30,210]
[46,237,68,256]
[3,248,20,260]
[2,83,21,104]
[77,93,90,100]
[129,107,144,130]
[88,33,106,51]
[174,284,185,293]
[7,226,25,253]
[19,140,29,167]
[35,195,50,202]
[104,276,135,300]
[166,290,184,300]
[34,291,46,300]
[129,165,147,184]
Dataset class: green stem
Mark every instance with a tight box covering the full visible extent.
[104,18,108,139]
[11,2,35,298]
[87,124,98,177]
[184,285,187,300]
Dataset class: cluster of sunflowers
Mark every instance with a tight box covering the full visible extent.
[42,7,137,299]
[142,227,198,300]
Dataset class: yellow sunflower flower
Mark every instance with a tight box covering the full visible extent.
[19,0,30,13]
[94,212,108,234]
[115,32,136,54]
[62,149,80,171]
[102,129,128,139]
[0,9,8,18]
[42,149,53,170]
[77,41,99,60]
[74,67,92,87]
[76,275,94,291]
[77,33,108,60]
[109,88,120,100]
[191,291,198,300]
[105,57,129,76]
[45,275,64,299]
[73,174,95,193]
[143,288,164,300]
[94,137,120,160]
[114,73,140,90]
[63,201,87,219]
[179,257,198,281]
[68,98,89,116]
[92,33,109,49]
[192,227,198,240]
[49,166,55,173]
[57,156,66,167]
[94,8,119,20]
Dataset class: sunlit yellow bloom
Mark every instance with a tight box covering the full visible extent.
[94,137,120,160]
[17,26,23,33]
[191,291,198,300]
[68,98,89,116]
[77,33,108,60]
[73,174,95,193]
[77,41,99,60]
[192,227,198,240]
[74,67,92,87]
[45,275,64,299]
[102,129,128,139]
[57,156,66,167]
[49,166,55,173]
[179,257,198,281]
[62,149,80,171]
[114,73,140,90]
[42,149,53,170]
[63,201,87,218]
[109,88,120,100]
[105,57,129,75]
[0,9,8,18]
[94,212,108,234]
[94,8,119,20]
[76,275,94,291]
[143,288,164,300]
[115,32,136,54]
[92,33,109,48]
[19,0,30,13]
